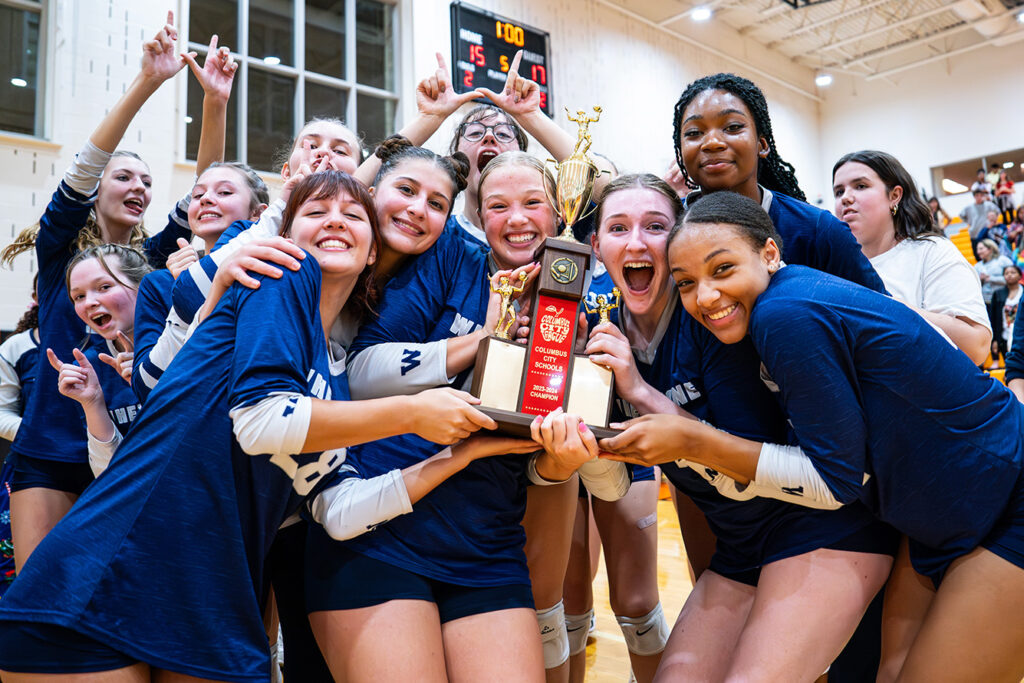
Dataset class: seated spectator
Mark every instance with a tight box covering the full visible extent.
[961,189,1001,257]
[978,210,1010,256]
[991,265,1023,364]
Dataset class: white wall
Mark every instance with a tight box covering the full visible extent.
[404,0,825,199]
[819,40,1024,218]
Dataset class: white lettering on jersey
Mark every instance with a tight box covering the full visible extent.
[666,381,701,407]
[270,367,337,492]
[449,313,481,337]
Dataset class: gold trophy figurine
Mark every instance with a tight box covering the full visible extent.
[490,271,529,340]
[584,287,621,325]
[546,106,604,242]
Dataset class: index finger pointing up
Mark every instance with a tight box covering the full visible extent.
[503,50,523,92]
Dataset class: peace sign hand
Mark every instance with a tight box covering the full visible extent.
[141,11,189,84]
[477,50,541,118]
[48,348,105,408]
[98,331,135,384]
[183,34,237,104]
[416,52,484,119]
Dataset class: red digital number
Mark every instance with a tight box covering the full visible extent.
[469,44,485,67]
[539,91,547,110]
[531,64,547,85]
[463,70,474,88]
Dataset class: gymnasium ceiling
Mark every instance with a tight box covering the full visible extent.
[597,0,1024,82]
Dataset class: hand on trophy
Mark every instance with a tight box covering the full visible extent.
[530,408,600,482]
[477,50,541,118]
[408,388,498,444]
[416,52,484,120]
[584,321,653,407]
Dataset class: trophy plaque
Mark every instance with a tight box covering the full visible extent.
[471,106,619,439]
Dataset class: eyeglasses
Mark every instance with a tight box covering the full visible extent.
[460,122,517,143]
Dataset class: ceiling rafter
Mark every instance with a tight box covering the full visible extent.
[865,24,1024,79]
[809,2,961,53]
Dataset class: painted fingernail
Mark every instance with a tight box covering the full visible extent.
[579,423,589,433]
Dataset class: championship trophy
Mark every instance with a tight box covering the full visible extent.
[471,106,619,439]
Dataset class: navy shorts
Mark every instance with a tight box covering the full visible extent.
[982,468,1024,573]
[305,524,534,623]
[713,519,900,587]
[8,451,93,495]
[0,621,136,673]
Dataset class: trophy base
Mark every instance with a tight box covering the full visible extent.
[477,406,620,441]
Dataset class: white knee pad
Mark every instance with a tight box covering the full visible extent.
[616,602,670,657]
[536,601,569,668]
[564,609,593,656]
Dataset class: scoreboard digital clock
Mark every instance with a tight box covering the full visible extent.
[450,2,554,117]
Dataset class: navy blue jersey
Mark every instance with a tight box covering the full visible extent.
[685,188,886,294]
[10,182,190,465]
[345,230,531,587]
[172,219,255,324]
[132,268,174,403]
[751,265,1023,582]
[0,329,40,432]
[0,257,349,680]
[83,335,142,439]
[443,213,488,254]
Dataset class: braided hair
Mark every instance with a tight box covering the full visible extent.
[672,73,806,201]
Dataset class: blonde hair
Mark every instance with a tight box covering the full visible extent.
[477,151,556,203]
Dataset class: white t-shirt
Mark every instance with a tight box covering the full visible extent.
[870,236,991,334]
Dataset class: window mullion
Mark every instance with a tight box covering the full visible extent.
[238,0,250,163]
[345,0,357,129]
[294,0,304,134]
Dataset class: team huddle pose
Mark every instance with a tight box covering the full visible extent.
[0,11,1020,683]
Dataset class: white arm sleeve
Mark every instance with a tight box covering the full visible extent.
[746,443,843,510]
[347,340,451,399]
[526,453,570,486]
[135,307,191,393]
[182,198,286,300]
[229,392,312,456]
[88,429,123,477]
[0,351,22,443]
[310,466,414,540]
[64,140,113,196]
[577,459,630,501]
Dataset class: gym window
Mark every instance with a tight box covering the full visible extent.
[0,0,45,137]
[186,0,398,172]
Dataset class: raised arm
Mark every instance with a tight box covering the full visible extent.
[183,35,237,177]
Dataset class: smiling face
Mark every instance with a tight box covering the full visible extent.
[69,256,139,340]
[457,110,522,198]
[832,161,901,258]
[678,90,768,201]
[593,187,675,320]
[373,158,455,256]
[95,156,152,231]
[977,242,993,261]
[188,166,262,248]
[283,120,360,178]
[288,189,375,280]
[668,222,778,345]
[480,164,557,270]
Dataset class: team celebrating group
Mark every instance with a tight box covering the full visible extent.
[0,10,1020,683]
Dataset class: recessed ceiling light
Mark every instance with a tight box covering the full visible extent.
[263,56,281,66]
[1016,10,1024,24]
[1003,161,1015,169]
[10,78,27,88]
[815,72,833,87]
[692,6,712,21]
[184,115,193,124]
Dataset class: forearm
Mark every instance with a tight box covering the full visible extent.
[446,329,489,377]
[918,310,991,364]
[303,395,418,452]
[347,341,452,399]
[195,96,228,176]
[1009,378,1024,403]
[627,382,694,418]
[81,398,116,443]
[680,421,762,485]
[401,442,476,503]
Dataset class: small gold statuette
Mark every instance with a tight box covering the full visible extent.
[545,106,604,242]
[490,271,529,340]
[584,287,621,325]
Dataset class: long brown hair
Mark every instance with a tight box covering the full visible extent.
[279,171,382,323]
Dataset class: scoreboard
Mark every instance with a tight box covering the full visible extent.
[449,2,554,117]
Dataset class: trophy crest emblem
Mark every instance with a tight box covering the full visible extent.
[539,306,571,344]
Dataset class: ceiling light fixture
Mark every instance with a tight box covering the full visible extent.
[10,78,27,88]
[815,72,833,87]
[692,6,712,21]
[263,56,281,66]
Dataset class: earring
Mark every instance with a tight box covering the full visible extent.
[768,263,779,274]
[891,203,899,216]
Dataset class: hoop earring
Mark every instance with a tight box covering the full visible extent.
[891,203,899,217]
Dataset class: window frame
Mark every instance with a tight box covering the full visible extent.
[180,0,400,170]
[0,0,50,141]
